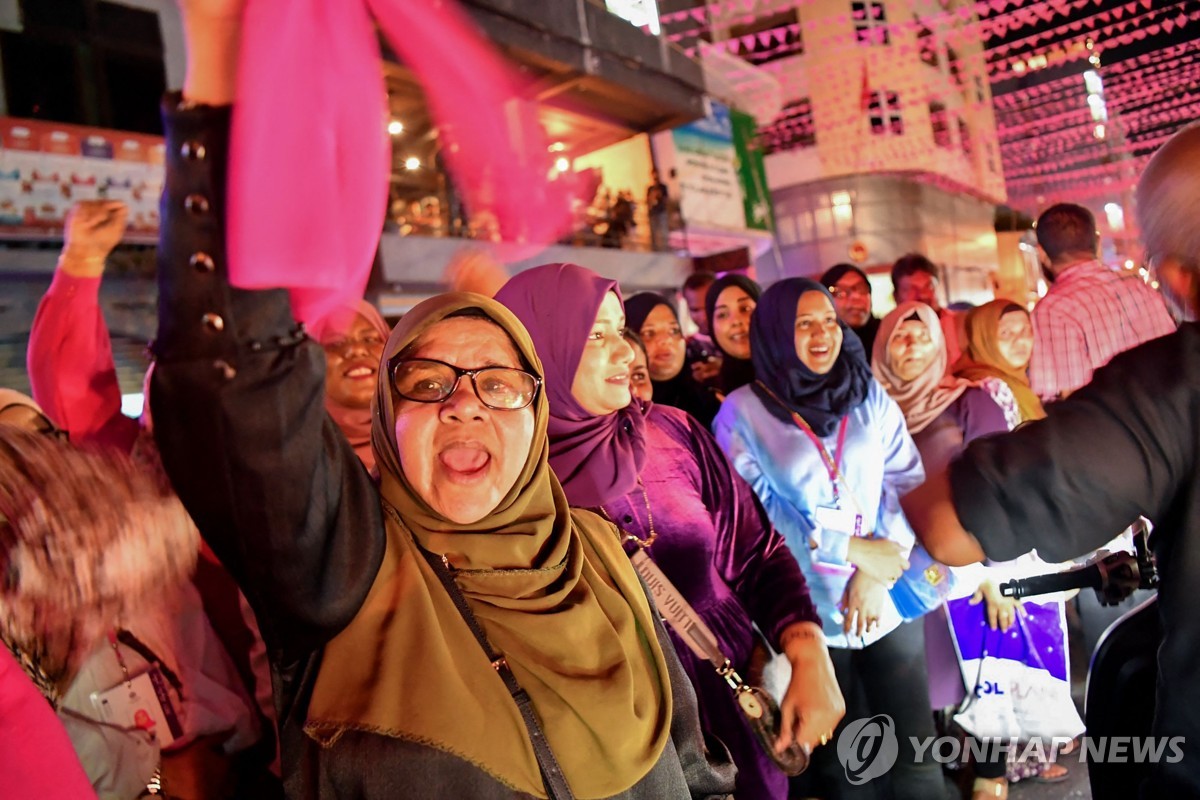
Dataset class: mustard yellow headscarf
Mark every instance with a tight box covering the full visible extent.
[954,300,1046,423]
[305,293,671,798]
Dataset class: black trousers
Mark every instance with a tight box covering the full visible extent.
[791,620,949,800]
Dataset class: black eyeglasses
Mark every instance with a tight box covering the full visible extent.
[390,358,541,410]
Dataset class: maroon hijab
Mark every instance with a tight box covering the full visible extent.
[496,263,647,506]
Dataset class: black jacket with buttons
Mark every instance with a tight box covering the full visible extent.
[149,95,735,800]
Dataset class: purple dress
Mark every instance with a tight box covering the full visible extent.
[594,404,819,800]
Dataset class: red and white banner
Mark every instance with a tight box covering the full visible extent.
[0,117,164,241]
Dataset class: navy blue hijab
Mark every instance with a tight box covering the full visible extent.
[750,278,874,436]
[704,273,762,395]
[624,292,722,428]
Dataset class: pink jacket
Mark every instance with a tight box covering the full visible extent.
[27,271,140,450]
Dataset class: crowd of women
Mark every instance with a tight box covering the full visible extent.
[0,2,1152,800]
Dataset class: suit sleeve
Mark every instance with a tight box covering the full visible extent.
[950,329,1196,562]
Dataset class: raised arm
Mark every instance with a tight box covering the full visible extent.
[149,2,384,661]
[28,201,140,451]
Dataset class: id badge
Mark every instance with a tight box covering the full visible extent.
[813,505,863,538]
[90,666,182,746]
[811,505,863,578]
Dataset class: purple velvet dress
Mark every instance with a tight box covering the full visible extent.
[593,404,819,800]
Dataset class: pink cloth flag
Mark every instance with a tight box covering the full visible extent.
[228,0,569,322]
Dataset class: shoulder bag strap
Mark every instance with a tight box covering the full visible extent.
[412,538,575,800]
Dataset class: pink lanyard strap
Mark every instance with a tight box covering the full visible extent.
[753,380,853,505]
[791,414,849,505]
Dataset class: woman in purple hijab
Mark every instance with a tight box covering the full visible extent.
[497,263,844,800]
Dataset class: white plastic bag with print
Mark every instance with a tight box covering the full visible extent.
[948,595,1084,742]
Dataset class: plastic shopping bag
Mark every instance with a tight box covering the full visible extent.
[947,596,1085,741]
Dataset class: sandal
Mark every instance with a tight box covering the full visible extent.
[1033,762,1070,783]
[971,777,1008,799]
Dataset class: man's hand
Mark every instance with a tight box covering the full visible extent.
[899,468,987,566]
[58,200,128,278]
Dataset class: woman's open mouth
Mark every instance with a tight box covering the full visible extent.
[439,443,491,481]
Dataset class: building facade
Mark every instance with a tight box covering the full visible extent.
[678,0,1007,304]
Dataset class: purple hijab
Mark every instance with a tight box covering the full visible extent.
[496,264,648,506]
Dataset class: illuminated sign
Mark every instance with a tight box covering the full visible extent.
[606,0,661,35]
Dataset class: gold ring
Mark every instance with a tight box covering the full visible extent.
[819,732,830,746]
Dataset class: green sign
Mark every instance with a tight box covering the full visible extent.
[731,108,774,232]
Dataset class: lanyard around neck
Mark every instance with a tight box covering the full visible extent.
[793,414,849,505]
[755,381,854,507]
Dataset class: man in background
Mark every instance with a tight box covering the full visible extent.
[820,263,880,354]
[892,253,963,365]
[1029,202,1175,402]
[646,169,670,251]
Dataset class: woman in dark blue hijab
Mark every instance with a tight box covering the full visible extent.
[713,277,949,800]
[748,278,873,435]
